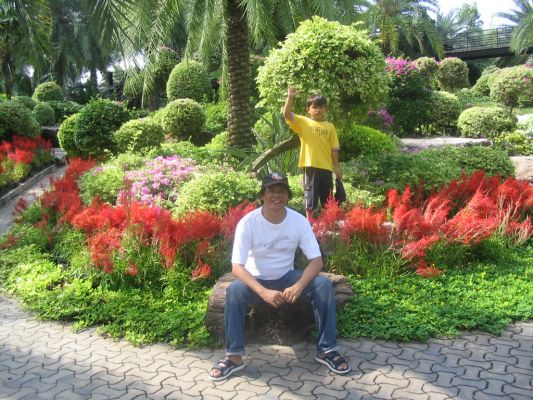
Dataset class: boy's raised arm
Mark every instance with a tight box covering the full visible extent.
[283,86,298,121]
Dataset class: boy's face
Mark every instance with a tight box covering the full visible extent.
[307,103,326,121]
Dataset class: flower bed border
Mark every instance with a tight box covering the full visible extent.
[0,163,59,207]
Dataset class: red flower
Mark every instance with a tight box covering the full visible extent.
[400,235,440,261]
[415,261,445,278]
[192,259,212,280]
[220,201,256,241]
[8,149,34,164]
[125,263,139,276]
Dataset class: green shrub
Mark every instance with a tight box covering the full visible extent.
[204,102,228,135]
[0,101,40,139]
[32,82,65,102]
[339,124,396,161]
[11,96,36,110]
[414,57,439,89]
[386,58,431,135]
[457,106,517,139]
[493,131,533,156]
[257,16,389,128]
[172,171,260,215]
[455,88,496,110]
[74,99,131,158]
[423,91,461,135]
[343,145,514,194]
[45,100,82,122]
[160,99,206,142]
[114,118,164,153]
[32,102,55,125]
[78,165,126,205]
[436,58,470,92]
[57,113,81,156]
[489,65,533,110]
[166,60,211,103]
[471,68,499,97]
[152,47,180,90]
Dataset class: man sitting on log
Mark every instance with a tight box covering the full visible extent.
[208,172,350,381]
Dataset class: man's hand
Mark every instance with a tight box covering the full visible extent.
[288,86,298,98]
[334,166,342,180]
[282,284,304,304]
[261,288,287,308]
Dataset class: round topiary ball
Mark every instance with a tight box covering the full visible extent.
[160,98,206,141]
[74,99,131,158]
[45,100,82,122]
[166,60,211,103]
[11,95,36,110]
[339,124,396,161]
[172,170,260,215]
[425,91,461,135]
[457,106,517,139]
[489,65,533,109]
[32,102,56,125]
[414,57,439,89]
[0,101,40,139]
[114,118,165,153]
[436,58,470,92]
[33,82,65,102]
[57,113,81,156]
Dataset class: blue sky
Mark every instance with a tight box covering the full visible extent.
[435,0,517,28]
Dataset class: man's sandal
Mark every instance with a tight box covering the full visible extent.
[315,351,351,375]
[208,358,245,381]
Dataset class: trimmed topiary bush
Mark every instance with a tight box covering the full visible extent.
[160,99,206,141]
[166,60,211,103]
[436,58,470,92]
[471,67,499,97]
[11,96,36,110]
[57,113,81,156]
[386,58,431,135]
[489,65,533,111]
[339,124,396,161]
[152,47,180,89]
[457,106,517,139]
[73,99,131,158]
[78,164,126,205]
[172,170,260,215]
[32,82,65,102]
[414,57,439,89]
[455,88,496,110]
[32,102,56,125]
[45,100,82,122]
[423,91,461,135]
[257,16,389,128]
[114,118,165,153]
[0,101,40,139]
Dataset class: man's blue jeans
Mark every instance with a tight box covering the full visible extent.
[224,269,339,356]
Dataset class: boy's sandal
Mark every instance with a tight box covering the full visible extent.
[208,358,245,382]
[315,351,351,375]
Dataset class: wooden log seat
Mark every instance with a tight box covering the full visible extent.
[206,272,356,345]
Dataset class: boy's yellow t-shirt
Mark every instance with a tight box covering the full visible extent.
[286,114,340,171]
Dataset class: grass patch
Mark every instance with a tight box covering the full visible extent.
[338,244,533,342]
[515,107,533,115]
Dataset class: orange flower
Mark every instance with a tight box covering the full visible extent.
[192,260,212,280]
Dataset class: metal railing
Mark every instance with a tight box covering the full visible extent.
[444,26,514,52]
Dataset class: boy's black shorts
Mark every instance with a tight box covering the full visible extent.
[303,167,333,211]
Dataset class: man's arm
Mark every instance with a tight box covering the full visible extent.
[332,149,342,179]
[282,256,323,304]
[283,86,298,122]
[232,263,288,307]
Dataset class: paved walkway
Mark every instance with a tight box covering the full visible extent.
[0,159,532,400]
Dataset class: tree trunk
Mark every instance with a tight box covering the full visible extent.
[54,52,66,86]
[2,52,14,99]
[248,136,300,173]
[226,0,253,149]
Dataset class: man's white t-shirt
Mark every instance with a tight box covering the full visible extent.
[231,207,321,280]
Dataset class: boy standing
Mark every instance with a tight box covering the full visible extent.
[283,87,341,220]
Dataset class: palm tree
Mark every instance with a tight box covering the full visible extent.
[498,0,533,54]
[0,0,51,98]
[366,0,443,57]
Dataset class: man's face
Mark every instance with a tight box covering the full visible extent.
[307,103,326,121]
[262,184,289,210]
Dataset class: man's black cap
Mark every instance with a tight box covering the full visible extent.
[261,172,289,189]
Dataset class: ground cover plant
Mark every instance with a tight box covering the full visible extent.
[0,153,531,347]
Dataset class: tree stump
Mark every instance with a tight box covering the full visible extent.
[206,272,355,345]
